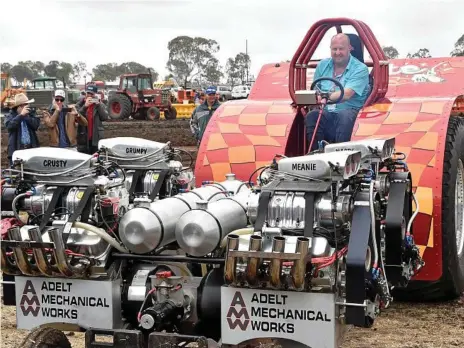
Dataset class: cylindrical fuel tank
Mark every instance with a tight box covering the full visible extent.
[118,175,243,254]
[175,189,251,257]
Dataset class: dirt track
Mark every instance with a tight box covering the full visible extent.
[2,296,463,348]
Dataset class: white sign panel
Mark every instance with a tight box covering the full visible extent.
[221,286,337,348]
[15,276,121,330]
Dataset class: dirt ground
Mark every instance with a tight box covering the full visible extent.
[2,295,463,348]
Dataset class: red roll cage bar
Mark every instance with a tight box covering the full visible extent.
[289,18,389,107]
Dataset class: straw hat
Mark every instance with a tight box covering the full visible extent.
[12,93,35,108]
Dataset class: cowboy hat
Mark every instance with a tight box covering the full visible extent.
[12,93,35,108]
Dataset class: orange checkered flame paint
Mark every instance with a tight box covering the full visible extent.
[196,17,464,296]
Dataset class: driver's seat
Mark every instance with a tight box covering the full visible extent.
[346,33,373,100]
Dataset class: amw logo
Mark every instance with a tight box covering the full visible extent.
[226,291,249,331]
[20,280,40,317]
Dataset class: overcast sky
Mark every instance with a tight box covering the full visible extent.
[1,0,462,81]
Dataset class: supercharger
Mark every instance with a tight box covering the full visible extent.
[97,137,195,206]
[1,146,130,279]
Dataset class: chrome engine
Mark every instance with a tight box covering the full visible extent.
[1,147,129,278]
[97,137,194,206]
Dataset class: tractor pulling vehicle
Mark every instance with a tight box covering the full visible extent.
[107,72,178,121]
[0,17,463,348]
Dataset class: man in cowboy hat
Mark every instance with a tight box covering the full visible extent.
[43,90,88,150]
[4,93,41,166]
[75,85,109,154]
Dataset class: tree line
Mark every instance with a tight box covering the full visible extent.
[2,34,462,88]
[382,34,464,59]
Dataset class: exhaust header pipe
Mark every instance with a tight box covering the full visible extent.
[245,235,263,287]
[224,234,312,290]
[28,227,60,277]
[291,237,310,290]
[48,228,91,278]
[269,236,285,288]
[224,234,240,285]
[1,248,21,275]
[8,227,41,276]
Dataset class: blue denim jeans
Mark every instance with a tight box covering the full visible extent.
[305,108,359,151]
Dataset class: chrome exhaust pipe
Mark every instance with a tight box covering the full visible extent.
[246,235,262,287]
[224,234,240,285]
[48,228,90,278]
[269,236,285,288]
[1,248,21,275]
[8,227,41,276]
[28,227,60,277]
[291,237,310,290]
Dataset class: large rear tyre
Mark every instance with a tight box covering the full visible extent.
[108,94,131,120]
[21,326,72,348]
[164,107,177,120]
[395,116,464,301]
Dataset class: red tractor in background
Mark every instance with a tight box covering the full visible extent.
[107,72,177,121]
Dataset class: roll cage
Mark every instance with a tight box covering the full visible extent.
[289,17,390,107]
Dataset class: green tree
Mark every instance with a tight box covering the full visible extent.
[10,64,34,84]
[450,34,464,57]
[407,48,432,58]
[92,63,120,81]
[1,62,12,74]
[73,61,89,81]
[225,52,251,85]
[382,46,399,59]
[166,36,220,88]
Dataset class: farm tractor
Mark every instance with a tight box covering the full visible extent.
[1,17,463,348]
[25,77,81,110]
[107,72,177,121]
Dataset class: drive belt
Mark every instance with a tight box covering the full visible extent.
[63,186,94,244]
[253,191,271,232]
[304,192,315,261]
[384,172,412,286]
[148,169,170,200]
[345,191,371,327]
[39,186,65,231]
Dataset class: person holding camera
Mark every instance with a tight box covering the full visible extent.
[43,90,88,151]
[75,85,109,154]
[4,93,41,167]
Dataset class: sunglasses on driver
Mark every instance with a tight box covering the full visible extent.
[55,98,65,102]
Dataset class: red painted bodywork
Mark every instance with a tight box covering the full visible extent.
[194,18,464,282]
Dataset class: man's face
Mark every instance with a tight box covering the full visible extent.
[206,93,216,103]
[331,38,351,66]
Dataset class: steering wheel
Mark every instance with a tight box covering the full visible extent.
[310,77,345,105]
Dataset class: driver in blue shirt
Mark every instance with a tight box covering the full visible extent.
[306,33,370,151]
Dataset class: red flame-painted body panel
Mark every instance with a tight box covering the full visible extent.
[195,47,464,282]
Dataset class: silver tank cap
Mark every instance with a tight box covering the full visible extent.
[118,208,162,254]
[175,211,219,257]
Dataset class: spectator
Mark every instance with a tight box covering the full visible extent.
[190,86,221,146]
[75,85,109,154]
[4,93,41,167]
[43,90,88,151]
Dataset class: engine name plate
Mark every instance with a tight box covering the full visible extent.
[14,276,122,330]
[221,287,338,348]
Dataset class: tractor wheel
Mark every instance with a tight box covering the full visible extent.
[164,107,177,120]
[146,107,160,121]
[21,326,72,348]
[395,116,464,301]
[108,94,131,120]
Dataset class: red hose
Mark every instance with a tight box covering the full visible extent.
[308,100,327,153]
